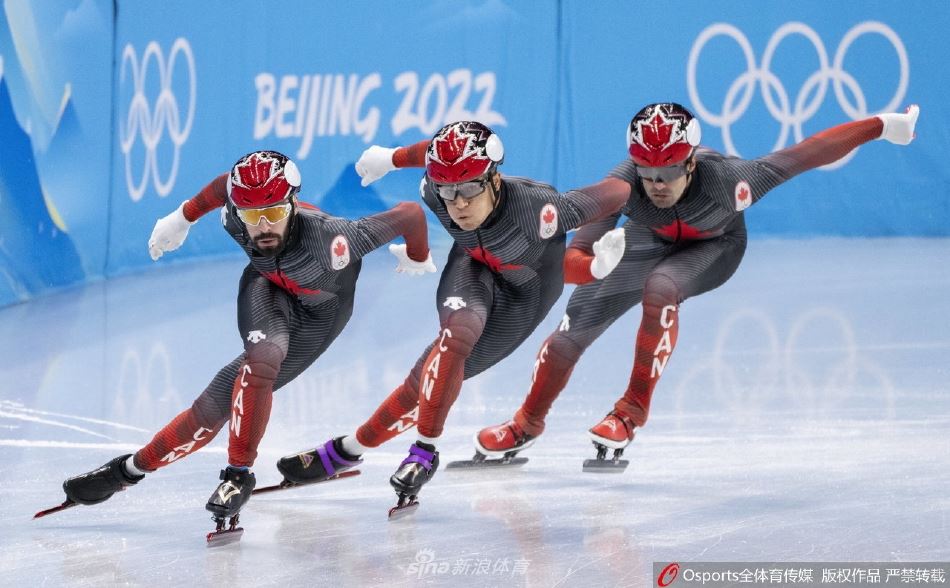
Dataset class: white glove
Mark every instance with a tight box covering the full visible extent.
[148,202,194,261]
[877,104,919,145]
[589,227,626,279]
[355,146,398,187]
[389,244,437,276]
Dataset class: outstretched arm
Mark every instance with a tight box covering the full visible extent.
[355,140,429,186]
[182,173,229,221]
[148,173,229,260]
[762,105,919,177]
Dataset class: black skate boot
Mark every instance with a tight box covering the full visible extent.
[205,466,255,546]
[388,441,439,519]
[206,466,256,518]
[276,437,363,487]
[62,454,145,506]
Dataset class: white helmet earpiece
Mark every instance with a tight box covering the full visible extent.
[485,133,504,162]
[686,118,701,146]
[283,159,301,187]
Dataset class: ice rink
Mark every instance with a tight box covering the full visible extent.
[2,238,948,587]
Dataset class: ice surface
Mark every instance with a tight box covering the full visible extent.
[2,238,948,586]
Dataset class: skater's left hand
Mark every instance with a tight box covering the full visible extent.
[355,146,397,187]
[877,104,919,145]
[590,227,626,279]
[389,244,437,276]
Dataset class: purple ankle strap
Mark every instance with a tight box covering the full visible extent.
[400,444,434,470]
[316,439,361,477]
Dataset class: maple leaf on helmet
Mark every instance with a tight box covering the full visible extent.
[425,121,505,184]
[626,103,701,167]
[227,150,301,208]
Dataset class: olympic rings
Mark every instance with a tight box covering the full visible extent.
[687,21,908,166]
[119,38,196,201]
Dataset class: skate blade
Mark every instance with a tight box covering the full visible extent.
[387,501,419,520]
[34,499,78,519]
[446,456,529,469]
[206,526,244,547]
[252,469,361,495]
[582,458,629,473]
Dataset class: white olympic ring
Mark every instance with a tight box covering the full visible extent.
[687,21,909,168]
[120,38,196,201]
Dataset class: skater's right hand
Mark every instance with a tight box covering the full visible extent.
[877,104,919,145]
[148,202,194,261]
[389,243,437,276]
[355,146,398,187]
[590,227,625,279]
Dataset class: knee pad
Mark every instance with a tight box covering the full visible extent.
[439,309,484,356]
[243,341,284,389]
[545,331,585,364]
[191,393,229,431]
[642,272,681,315]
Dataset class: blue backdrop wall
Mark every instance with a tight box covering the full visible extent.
[1,0,947,306]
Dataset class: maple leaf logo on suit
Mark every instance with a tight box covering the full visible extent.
[331,235,351,269]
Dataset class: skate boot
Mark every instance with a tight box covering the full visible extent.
[276,437,363,487]
[583,412,635,473]
[447,420,535,469]
[62,454,145,505]
[388,441,439,519]
[205,466,255,546]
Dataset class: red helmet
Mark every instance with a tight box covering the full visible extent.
[425,121,504,183]
[227,150,301,208]
[626,103,701,167]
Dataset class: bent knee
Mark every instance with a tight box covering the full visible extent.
[438,309,485,355]
[243,341,285,385]
[546,331,587,363]
[642,272,681,310]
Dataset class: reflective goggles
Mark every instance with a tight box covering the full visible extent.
[236,202,293,226]
[436,178,490,201]
[635,163,690,183]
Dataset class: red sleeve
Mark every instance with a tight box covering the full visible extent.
[564,248,595,285]
[392,140,429,169]
[559,178,626,284]
[386,201,430,262]
[762,118,883,176]
[182,173,229,222]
